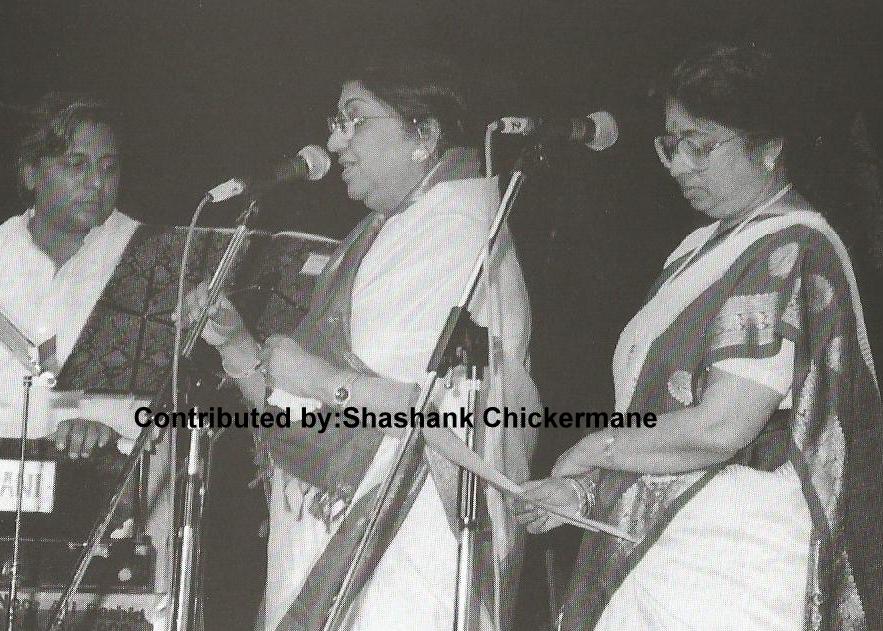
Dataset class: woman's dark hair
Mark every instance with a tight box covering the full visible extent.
[664,45,791,154]
[16,92,120,197]
[345,52,472,154]
[665,44,883,270]
[663,45,820,207]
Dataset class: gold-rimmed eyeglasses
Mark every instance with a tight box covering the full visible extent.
[654,133,739,171]
[326,112,402,137]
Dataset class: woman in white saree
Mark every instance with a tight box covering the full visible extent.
[184,54,539,631]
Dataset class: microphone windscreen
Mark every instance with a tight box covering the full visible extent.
[586,111,618,152]
[297,145,332,181]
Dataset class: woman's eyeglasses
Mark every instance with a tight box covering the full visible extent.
[326,112,401,137]
[654,133,738,171]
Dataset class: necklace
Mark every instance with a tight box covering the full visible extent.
[664,183,794,288]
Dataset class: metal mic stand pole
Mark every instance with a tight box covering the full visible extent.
[450,323,488,631]
[173,406,203,631]
[7,374,32,631]
[168,199,259,631]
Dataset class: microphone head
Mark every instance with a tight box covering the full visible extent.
[297,145,332,181]
[586,111,618,151]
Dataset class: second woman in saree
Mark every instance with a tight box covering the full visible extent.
[518,44,883,631]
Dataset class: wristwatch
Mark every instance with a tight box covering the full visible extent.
[566,475,597,519]
[333,373,359,407]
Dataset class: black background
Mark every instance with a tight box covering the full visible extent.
[1,1,881,628]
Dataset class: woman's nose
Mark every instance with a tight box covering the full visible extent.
[327,128,346,153]
[667,151,694,178]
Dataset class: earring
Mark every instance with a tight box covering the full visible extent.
[412,146,429,163]
[764,156,777,172]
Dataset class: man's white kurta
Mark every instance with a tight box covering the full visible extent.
[0,209,143,439]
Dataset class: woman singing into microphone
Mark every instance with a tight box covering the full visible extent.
[184,53,540,631]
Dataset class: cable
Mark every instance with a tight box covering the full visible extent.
[484,121,499,178]
[172,194,211,413]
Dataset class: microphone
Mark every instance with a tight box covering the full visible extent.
[495,111,619,151]
[207,144,332,203]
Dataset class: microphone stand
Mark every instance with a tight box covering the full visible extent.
[321,144,544,631]
[169,200,257,631]
[451,324,487,631]
[7,375,30,631]
[0,311,56,631]
[171,404,205,631]
[46,199,258,631]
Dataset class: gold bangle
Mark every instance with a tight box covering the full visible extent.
[575,475,597,517]
[566,477,590,517]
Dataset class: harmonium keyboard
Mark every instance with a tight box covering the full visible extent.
[0,437,160,630]
[0,225,339,630]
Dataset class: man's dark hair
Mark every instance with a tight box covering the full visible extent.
[16,92,120,197]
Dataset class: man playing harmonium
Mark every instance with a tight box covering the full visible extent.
[0,92,146,460]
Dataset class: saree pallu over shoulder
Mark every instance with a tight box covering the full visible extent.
[254,210,388,515]
[266,148,540,631]
[562,212,883,631]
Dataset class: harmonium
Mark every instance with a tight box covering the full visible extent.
[0,225,339,630]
